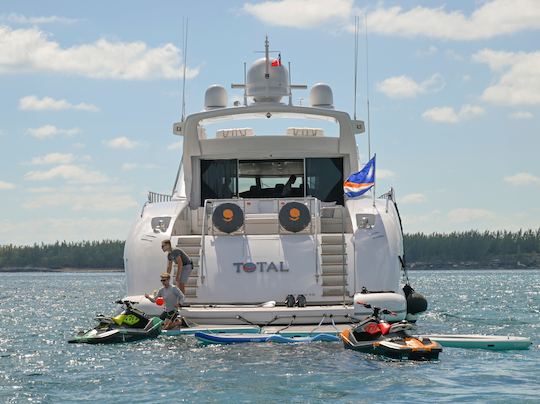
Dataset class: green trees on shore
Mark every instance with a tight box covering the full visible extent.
[404,229,540,268]
[0,240,124,269]
[0,229,539,269]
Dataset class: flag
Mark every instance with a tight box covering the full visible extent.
[271,53,282,67]
[344,155,376,198]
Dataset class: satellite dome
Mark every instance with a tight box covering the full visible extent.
[204,85,228,110]
[310,83,334,109]
[246,58,289,103]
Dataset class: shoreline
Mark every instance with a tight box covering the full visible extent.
[0,267,538,273]
[0,267,124,273]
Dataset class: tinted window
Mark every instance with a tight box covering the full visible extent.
[200,159,237,205]
[305,158,343,205]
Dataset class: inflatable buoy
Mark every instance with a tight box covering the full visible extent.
[212,203,244,233]
[279,202,310,232]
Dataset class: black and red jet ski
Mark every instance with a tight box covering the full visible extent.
[340,302,442,360]
[69,300,162,344]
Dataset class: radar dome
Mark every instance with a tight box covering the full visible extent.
[310,83,334,109]
[246,58,289,103]
[204,85,228,110]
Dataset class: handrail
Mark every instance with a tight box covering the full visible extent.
[200,200,209,284]
[148,191,173,203]
[340,205,346,304]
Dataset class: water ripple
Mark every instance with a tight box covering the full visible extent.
[0,270,538,403]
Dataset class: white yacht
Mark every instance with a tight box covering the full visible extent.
[124,39,426,328]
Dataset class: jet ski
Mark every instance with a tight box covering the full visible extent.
[340,302,442,360]
[68,299,163,344]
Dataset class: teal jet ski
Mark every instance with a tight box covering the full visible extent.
[69,300,162,344]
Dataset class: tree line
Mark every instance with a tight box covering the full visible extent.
[0,229,539,270]
[404,229,540,268]
[0,240,124,269]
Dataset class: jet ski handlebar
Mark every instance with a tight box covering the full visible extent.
[356,301,396,318]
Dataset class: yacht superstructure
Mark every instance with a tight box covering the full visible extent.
[124,39,423,326]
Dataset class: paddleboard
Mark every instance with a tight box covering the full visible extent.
[194,332,340,345]
[422,334,532,350]
[163,325,260,336]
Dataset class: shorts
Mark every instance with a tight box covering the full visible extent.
[177,263,193,284]
[159,310,178,321]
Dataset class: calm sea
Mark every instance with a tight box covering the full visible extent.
[0,270,538,403]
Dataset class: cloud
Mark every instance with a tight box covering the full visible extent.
[243,0,353,28]
[377,73,445,99]
[473,49,540,106]
[0,217,131,244]
[422,104,485,123]
[242,1,540,41]
[509,111,533,119]
[31,153,75,165]
[19,95,99,111]
[167,142,182,151]
[103,136,139,149]
[26,125,80,139]
[377,168,395,179]
[23,190,138,212]
[448,208,495,223]
[0,25,199,80]
[365,0,540,40]
[24,164,108,184]
[401,193,426,204]
[0,13,78,25]
[0,180,16,190]
[503,172,540,186]
[121,163,159,171]
[121,163,138,172]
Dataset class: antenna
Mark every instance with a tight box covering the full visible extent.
[353,15,359,120]
[243,62,247,106]
[365,14,371,161]
[181,18,189,121]
[264,35,270,79]
[288,61,292,106]
[364,13,375,207]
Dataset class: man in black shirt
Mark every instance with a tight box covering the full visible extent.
[161,239,193,293]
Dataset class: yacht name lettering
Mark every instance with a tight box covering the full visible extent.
[234,261,289,273]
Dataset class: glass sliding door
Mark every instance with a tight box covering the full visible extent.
[305,158,344,205]
[238,159,304,198]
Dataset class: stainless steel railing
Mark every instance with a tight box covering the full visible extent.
[148,191,173,203]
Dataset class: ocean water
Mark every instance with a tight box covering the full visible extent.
[0,270,538,403]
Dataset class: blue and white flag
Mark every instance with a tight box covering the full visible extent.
[344,155,376,198]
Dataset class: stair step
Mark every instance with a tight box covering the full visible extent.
[320,244,347,254]
[174,245,200,255]
[321,264,347,275]
[321,276,348,287]
[321,234,345,244]
[185,277,198,287]
[175,236,202,246]
[321,254,346,264]
[322,288,350,297]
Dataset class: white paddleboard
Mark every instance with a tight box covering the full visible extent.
[422,334,532,350]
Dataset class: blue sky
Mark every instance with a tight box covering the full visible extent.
[0,0,539,244]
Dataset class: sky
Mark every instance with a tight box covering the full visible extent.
[0,0,539,244]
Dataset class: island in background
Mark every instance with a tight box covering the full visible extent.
[1,229,539,272]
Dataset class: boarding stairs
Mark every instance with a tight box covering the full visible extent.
[320,233,349,299]
[174,235,202,298]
